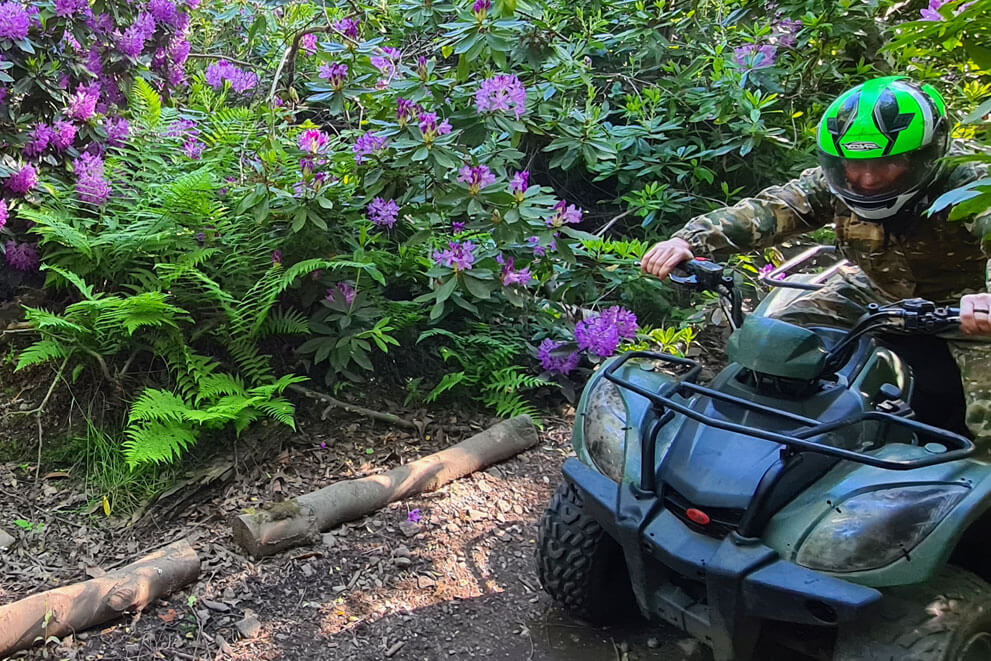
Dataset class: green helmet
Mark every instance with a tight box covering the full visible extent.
[816,76,949,220]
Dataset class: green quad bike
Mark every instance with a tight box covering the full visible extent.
[536,247,991,661]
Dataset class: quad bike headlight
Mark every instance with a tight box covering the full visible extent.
[795,485,968,573]
[582,377,627,483]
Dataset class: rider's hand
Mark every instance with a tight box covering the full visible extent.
[960,293,991,336]
[641,238,695,281]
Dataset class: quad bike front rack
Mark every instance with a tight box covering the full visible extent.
[604,351,973,485]
[604,351,975,539]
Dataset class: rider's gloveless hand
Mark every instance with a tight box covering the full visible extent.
[641,238,694,281]
[960,293,991,336]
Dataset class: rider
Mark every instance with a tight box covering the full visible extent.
[640,76,991,443]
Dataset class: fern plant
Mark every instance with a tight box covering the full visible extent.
[16,82,333,468]
[416,323,554,425]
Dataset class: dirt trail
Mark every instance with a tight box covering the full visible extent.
[0,399,711,661]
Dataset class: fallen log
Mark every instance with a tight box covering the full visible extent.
[232,414,539,557]
[0,539,200,657]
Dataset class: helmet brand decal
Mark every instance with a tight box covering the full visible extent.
[842,141,881,152]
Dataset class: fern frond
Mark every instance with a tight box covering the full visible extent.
[482,390,543,426]
[16,340,69,370]
[130,78,162,128]
[425,371,467,402]
[259,307,311,338]
[123,420,198,468]
[195,373,246,404]
[255,397,296,428]
[128,388,191,424]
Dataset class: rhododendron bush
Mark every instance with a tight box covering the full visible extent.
[0,0,192,273]
[4,0,988,473]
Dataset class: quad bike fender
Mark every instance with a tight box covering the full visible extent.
[573,355,681,485]
[763,444,991,587]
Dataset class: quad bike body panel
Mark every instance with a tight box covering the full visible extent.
[551,265,991,661]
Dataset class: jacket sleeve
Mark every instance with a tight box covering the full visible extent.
[671,166,837,261]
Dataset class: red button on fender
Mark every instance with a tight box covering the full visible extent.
[686,508,710,525]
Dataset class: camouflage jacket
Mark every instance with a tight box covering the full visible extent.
[672,155,991,304]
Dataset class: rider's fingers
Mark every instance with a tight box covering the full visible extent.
[658,248,690,280]
[641,245,670,277]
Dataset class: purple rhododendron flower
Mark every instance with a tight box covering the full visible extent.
[0,2,30,41]
[104,116,129,146]
[318,62,348,90]
[734,43,777,68]
[168,36,191,66]
[182,138,205,159]
[457,164,496,195]
[85,46,103,76]
[527,236,547,258]
[298,129,330,154]
[370,47,401,88]
[759,263,785,280]
[6,164,37,195]
[68,83,100,121]
[353,131,386,164]
[574,306,638,358]
[22,123,53,158]
[117,12,156,58]
[367,197,400,228]
[417,111,452,142]
[271,250,283,265]
[416,56,428,81]
[510,170,530,199]
[473,0,491,18]
[475,75,527,120]
[433,240,476,271]
[0,200,7,229]
[396,97,419,125]
[333,17,359,39]
[300,32,317,54]
[497,255,533,287]
[537,339,580,376]
[451,220,465,233]
[166,118,198,138]
[51,120,76,151]
[546,200,582,228]
[4,240,39,272]
[148,0,177,26]
[336,282,356,305]
[205,60,257,93]
[773,18,801,48]
[73,153,110,205]
[54,0,89,17]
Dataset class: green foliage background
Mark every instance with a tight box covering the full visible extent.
[4,0,991,509]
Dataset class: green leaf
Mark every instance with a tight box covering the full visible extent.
[412,146,429,161]
[435,275,458,303]
[965,36,991,71]
[463,275,493,300]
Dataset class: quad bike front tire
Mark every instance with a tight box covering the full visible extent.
[832,566,991,661]
[535,480,635,623]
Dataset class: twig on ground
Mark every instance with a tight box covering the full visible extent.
[288,384,419,430]
[20,359,67,482]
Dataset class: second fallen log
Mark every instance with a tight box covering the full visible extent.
[232,414,539,557]
[0,539,200,657]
